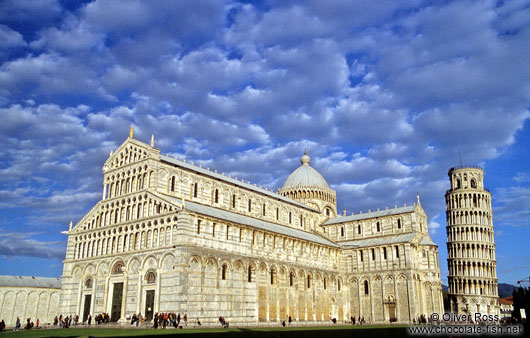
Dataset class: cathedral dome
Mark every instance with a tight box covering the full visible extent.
[282,152,330,189]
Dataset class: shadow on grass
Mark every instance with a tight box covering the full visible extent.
[88,326,407,338]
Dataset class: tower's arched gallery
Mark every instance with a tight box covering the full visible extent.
[55,133,443,324]
[445,167,499,316]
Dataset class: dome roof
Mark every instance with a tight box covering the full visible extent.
[282,152,330,190]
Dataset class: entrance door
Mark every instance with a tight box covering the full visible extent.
[145,290,155,321]
[83,294,92,322]
[111,282,123,322]
[388,304,396,320]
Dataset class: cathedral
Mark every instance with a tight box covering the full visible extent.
[3,130,444,325]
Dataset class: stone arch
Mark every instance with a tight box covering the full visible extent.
[141,255,158,270]
[188,255,202,271]
[205,257,218,271]
[82,264,95,275]
[72,266,82,279]
[96,262,108,276]
[128,258,140,274]
[160,253,176,271]
[234,260,244,271]
[258,262,268,272]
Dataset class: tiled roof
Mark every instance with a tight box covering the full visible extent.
[323,205,417,225]
[0,275,61,289]
[160,155,317,212]
[339,233,438,249]
[420,236,437,246]
[183,200,339,248]
[339,233,417,249]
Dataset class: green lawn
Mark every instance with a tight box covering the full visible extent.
[0,324,408,338]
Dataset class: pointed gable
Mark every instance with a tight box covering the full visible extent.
[103,137,158,172]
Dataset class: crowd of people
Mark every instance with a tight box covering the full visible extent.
[5,312,511,330]
[150,312,193,329]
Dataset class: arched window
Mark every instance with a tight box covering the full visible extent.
[276,208,279,220]
[376,222,381,232]
[248,266,254,283]
[289,212,292,224]
[222,264,227,280]
[471,179,477,188]
[248,199,252,212]
[326,208,330,216]
[357,224,361,234]
[193,183,198,198]
[146,271,156,284]
[397,219,401,229]
[289,272,294,287]
[364,280,369,295]
[171,177,175,191]
[85,278,93,288]
[214,189,219,204]
[371,248,375,260]
[323,278,327,290]
[263,203,266,216]
[270,268,276,285]
[341,227,344,237]
[307,274,311,288]
[456,179,461,189]
[232,194,236,208]
[338,279,341,291]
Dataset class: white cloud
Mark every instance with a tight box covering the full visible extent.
[0,230,65,260]
[0,0,529,274]
[0,0,62,24]
[0,24,26,48]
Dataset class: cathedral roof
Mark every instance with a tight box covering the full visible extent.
[339,233,436,249]
[182,200,339,248]
[323,204,417,225]
[160,154,317,212]
[282,152,330,190]
[0,275,61,289]
[340,233,417,248]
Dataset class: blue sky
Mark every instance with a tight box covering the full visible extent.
[0,0,529,286]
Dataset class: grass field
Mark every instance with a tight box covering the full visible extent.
[0,324,408,338]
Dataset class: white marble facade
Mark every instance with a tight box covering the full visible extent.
[446,167,500,316]
[0,276,61,325]
[51,132,444,324]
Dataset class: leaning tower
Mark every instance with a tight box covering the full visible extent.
[445,167,499,316]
